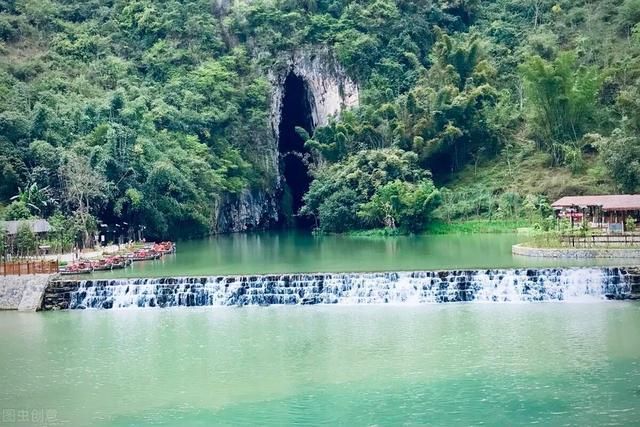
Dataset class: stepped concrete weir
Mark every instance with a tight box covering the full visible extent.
[41,267,640,310]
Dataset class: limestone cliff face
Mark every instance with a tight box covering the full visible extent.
[269,48,360,140]
[214,188,279,233]
[214,47,359,233]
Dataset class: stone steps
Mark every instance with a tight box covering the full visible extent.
[623,268,640,296]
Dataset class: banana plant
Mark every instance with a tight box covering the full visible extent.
[10,182,53,215]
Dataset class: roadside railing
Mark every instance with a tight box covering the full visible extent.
[561,233,640,248]
[1,260,59,276]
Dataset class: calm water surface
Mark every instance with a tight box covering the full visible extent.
[92,231,635,278]
[0,303,639,426]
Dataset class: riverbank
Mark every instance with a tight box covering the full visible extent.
[18,244,123,263]
[513,243,640,259]
[344,220,531,237]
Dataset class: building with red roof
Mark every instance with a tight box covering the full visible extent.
[552,195,640,231]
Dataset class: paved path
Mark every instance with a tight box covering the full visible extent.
[38,244,124,262]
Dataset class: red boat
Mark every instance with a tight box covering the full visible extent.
[91,259,113,271]
[129,249,162,262]
[153,241,176,254]
[59,261,94,275]
[108,256,131,269]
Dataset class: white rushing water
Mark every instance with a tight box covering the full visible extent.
[59,267,634,309]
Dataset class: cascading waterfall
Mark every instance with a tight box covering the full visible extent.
[43,267,636,310]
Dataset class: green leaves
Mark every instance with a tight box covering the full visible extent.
[358,179,441,232]
[519,52,601,165]
[14,222,36,256]
[0,226,6,256]
[301,148,437,233]
[0,0,634,240]
[10,182,53,215]
[594,128,640,193]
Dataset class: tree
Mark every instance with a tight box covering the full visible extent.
[0,156,19,201]
[10,182,53,216]
[316,188,360,233]
[618,0,640,34]
[0,0,636,240]
[0,228,6,259]
[3,201,31,220]
[14,222,36,257]
[498,192,522,219]
[48,211,82,253]
[59,153,107,247]
[301,149,439,233]
[519,52,601,165]
[594,129,640,193]
[522,194,552,221]
[404,28,499,175]
[625,216,637,232]
[358,179,441,232]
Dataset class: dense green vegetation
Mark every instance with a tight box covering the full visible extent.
[1,0,639,242]
[0,0,273,243]
[300,149,440,232]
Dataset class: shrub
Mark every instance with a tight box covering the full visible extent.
[317,189,360,233]
[358,179,441,233]
[301,149,439,233]
[0,228,6,258]
[626,216,637,232]
[3,201,31,220]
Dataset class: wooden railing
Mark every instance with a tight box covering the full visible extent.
[561,233,640,248]
[0,260,59,276]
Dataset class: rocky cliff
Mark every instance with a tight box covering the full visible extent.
[214,47,359,233]
[268,47,360,140]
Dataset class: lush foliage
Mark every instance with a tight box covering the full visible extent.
[425,219,531,235]
[0,0,272,240]
[0,227,6,257]
[358,179,440,232]
[301,149,440,233]
[298,0,640,232]
[1,0,639,238]
[14,222,36,256]
[519,52,600,166]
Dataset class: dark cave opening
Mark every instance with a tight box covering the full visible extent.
[278,72,314,228]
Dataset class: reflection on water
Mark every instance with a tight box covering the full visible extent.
[91,230,636,279]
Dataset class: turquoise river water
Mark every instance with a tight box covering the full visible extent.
[3,231,640,425]
[92,231,635,278]
[1,303,639,426]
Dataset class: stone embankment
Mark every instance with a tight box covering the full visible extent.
[512,244,640,259]
[0,274,55,311]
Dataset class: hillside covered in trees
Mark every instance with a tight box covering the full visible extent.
[1,0,640,243]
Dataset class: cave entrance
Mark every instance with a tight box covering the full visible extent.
[278,72,314,228]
